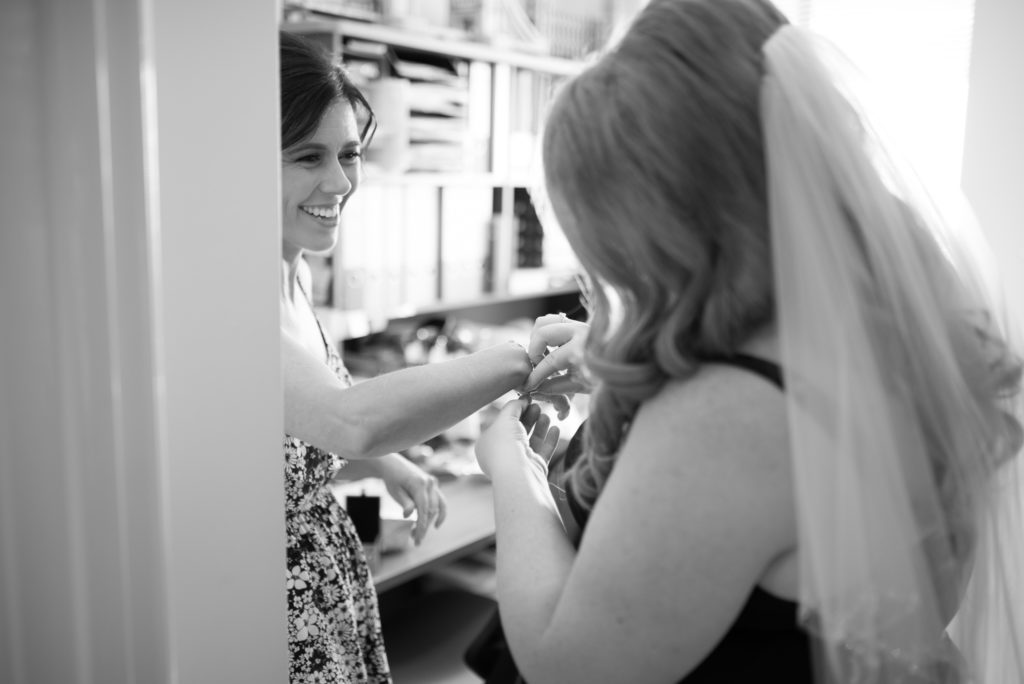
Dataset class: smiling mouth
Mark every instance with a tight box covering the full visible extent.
[300,205,340,221]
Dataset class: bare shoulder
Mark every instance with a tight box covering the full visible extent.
[632,362,789,470]
[606,361,795,560]
[559,362,796,675]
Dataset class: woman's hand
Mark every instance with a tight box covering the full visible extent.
[523,314,593,397]
[475,399,561,480]
[370,453,446,545]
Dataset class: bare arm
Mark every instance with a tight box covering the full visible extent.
[476,368,795,683]
[335,453,448,545]
[282,331,532,460]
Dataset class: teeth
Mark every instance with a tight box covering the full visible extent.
[301,205,339,219]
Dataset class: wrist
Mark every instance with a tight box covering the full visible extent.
[497,340,533,387]
[488,447,549,486]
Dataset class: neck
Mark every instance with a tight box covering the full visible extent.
[281,252,302,303]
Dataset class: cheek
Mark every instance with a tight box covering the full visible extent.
[281,176,309,218]
[280,174,305,241]
[347,164,363,192]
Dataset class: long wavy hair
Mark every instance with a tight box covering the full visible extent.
[543,0,788,510]
[543,0,1022,516]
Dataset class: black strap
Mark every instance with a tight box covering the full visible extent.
[561,353,784,531]
[700,352,784,390]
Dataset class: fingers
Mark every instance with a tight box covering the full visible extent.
[433,489,447,528]
[410,476,443,545]
[519,402,542,433]
[521,404,561,464]
[481,396,561,480]
[391,487,415,519]
[525,348,576,391]
[538,424,561,460]
[527,316,579,365]
[528,411,552,453]
[412,488,430,545]
[529,313,569,349]
[499,397,530,421]
[531,373,585,396]
[529,391,571,421]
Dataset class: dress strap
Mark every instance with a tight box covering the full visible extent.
[700,353,785,390]
[296,278,332,358]
[561,353,784,534]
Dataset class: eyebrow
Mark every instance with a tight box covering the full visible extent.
[286,141,362,154]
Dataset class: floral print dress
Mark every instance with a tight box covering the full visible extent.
[284,325,391,683]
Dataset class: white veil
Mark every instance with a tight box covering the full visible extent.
[761,26,1024,683]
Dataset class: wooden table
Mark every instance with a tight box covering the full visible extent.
[373,474,496,593]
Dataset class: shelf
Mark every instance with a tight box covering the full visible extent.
[390,284,580,319]
[369,475,496,593]
[361,173,544,188]
[290,12,585,339]
[283,18,584,76]
[316,285,580,341]
[363,171,509,187]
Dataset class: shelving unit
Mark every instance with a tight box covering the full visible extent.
[282,12,586,340]
[279,7,601,677]
[283,17,582,76]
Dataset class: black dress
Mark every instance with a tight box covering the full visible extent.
[467,354,813,683]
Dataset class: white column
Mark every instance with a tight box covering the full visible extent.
[150,0,288,682]
[0,0,287,681]
[961,4,1024,681]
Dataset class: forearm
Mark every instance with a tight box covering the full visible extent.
[285,340,531,460]
[332,453,398,481]
[489,461,577,681]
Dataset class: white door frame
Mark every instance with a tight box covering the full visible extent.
[0,0,287,682]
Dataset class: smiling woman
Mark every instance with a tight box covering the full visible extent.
[275,31,540,684]
[280,101,360,259]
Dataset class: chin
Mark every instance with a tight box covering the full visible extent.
[311,234,340,255]
[302,225,339,253]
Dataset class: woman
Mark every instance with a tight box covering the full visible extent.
[277,31,538,682]
[474,1,1024,682]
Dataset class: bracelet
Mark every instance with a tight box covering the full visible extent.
[509,339,535,368]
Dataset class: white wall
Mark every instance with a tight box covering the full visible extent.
[961,3,1024,678]
[962,0,1024,331]
[0,0,287,682]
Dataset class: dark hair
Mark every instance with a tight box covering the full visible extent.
[542,0,788,510]
[279,30,376,150]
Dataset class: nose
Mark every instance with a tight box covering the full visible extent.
[321,156,354,197]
